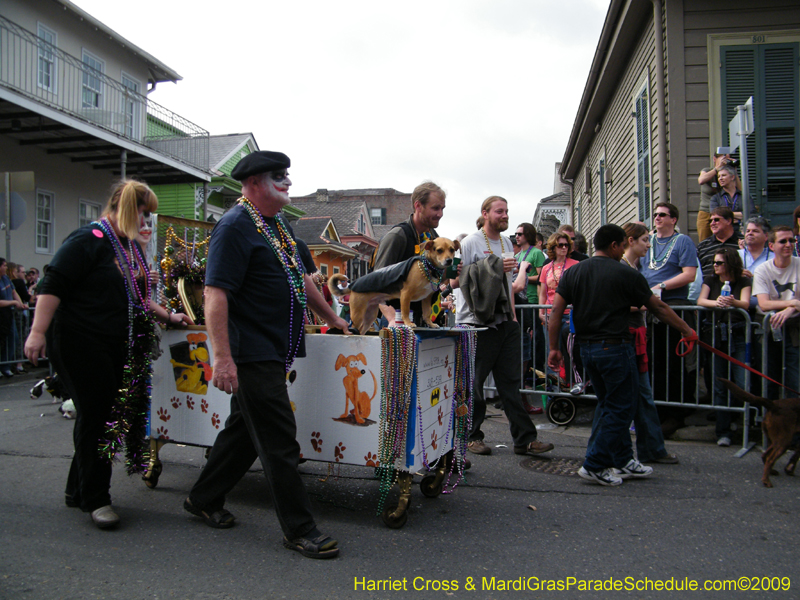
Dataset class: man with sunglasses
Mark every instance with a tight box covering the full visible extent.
[640,202,698,411]
[696,207,740,277]
[753,226,800,397]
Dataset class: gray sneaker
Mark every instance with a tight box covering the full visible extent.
[717,436,731,447]
[613,458,653,479]
[577,466,623,486]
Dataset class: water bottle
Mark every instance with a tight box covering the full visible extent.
[720,281,731,297]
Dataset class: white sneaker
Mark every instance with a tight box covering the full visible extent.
[577,466,623,486]
[717,436,731,447]
[613,459,653,479]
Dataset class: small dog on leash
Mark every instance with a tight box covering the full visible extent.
[31,374,75,419]
[718,378,800,487]
[328,237,459,335]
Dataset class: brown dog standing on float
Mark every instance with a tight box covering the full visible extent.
[328,237,459,335]
[719,378,800,487]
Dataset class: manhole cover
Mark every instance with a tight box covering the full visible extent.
[520,456,583,476]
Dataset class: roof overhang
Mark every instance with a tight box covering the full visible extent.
[52,0,182,84]
[0,90,211,184]
[560,0,652,180]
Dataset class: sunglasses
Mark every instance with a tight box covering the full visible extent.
[514,232,524,237]
[775,238,796,245]
[713,261,725,266]
[654,212,672,219]
[709,218,724,223]
[557,243,570,248]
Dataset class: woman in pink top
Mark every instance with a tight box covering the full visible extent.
[538,233,579,388]
[539,233,579,319]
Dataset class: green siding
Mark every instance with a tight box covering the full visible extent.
[146,115,189,139]
[151,183,197,218]
[220,147,251,177]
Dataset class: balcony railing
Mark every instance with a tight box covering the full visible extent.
[0,15,209,173]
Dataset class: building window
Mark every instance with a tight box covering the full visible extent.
[333,266,340,274]
[37,24,57,92]
[358,213,366,234]
[82,51,104,109]
[598,158,608,225]
[121,74,141,139]
[79,200,101,227]
[36,190,54,253]
[634,83,651,224]
[370,207,386,225]
[320,264,328,277]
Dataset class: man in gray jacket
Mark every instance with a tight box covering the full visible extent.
[451,196,553,458]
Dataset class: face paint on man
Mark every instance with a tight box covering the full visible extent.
[264,170,292,205]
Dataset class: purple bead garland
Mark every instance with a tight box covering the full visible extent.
[93,218,158,474]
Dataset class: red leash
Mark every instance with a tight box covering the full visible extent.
[678,333,800,396]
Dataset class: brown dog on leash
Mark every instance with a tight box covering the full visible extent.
[328,237,459,335]
[719,378,800,487]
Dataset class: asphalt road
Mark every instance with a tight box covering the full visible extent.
[1,368,798,600]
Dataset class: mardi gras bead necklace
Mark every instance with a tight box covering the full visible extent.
[441,327,475,492]
[239,197,306,307]
[376,327,416,515]
[417,255,444,292]
[482,227,506,255]
[94,217,158,474]
[239,197,306,372]
[648,232,679,270]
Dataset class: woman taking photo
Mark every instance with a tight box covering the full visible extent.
[709,164,754,237]
[619,223,678,464]
[696,247,751,447]
[25,180,192,529]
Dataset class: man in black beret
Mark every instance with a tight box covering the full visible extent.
[185,151,349,559]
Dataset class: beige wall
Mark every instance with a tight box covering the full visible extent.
[1,136,118,271]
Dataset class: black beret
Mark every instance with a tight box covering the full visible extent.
[231,151,291,181]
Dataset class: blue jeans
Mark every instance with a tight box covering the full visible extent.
[766,332,800,400]
[711,332,746,440]
[633,370,667,462]
[586,366,666,463]
[580,342,638,472]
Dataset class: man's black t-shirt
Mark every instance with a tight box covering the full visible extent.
[556,256,653,342]
[205,204,315,364]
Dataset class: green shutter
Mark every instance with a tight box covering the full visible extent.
[721,43,799,224]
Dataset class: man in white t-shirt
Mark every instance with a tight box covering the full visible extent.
[753,225,800,397]
[451,196,553,458]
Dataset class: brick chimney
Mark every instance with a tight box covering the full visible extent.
[316,189,329,203]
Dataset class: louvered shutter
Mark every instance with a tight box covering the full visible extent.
[635,90,651,223]
[721,43,799,224]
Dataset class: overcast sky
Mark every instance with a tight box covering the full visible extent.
[72,0,608,240]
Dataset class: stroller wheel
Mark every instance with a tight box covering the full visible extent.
[547,397,576,426]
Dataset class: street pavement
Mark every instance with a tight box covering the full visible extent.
[1,368,798,600]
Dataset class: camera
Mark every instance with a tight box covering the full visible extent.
[715,147,738,164]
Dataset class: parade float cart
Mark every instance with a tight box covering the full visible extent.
[147,325,476,528]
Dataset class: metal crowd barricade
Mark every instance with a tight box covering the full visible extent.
[0,306,40,370]
[484,303,765,457]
